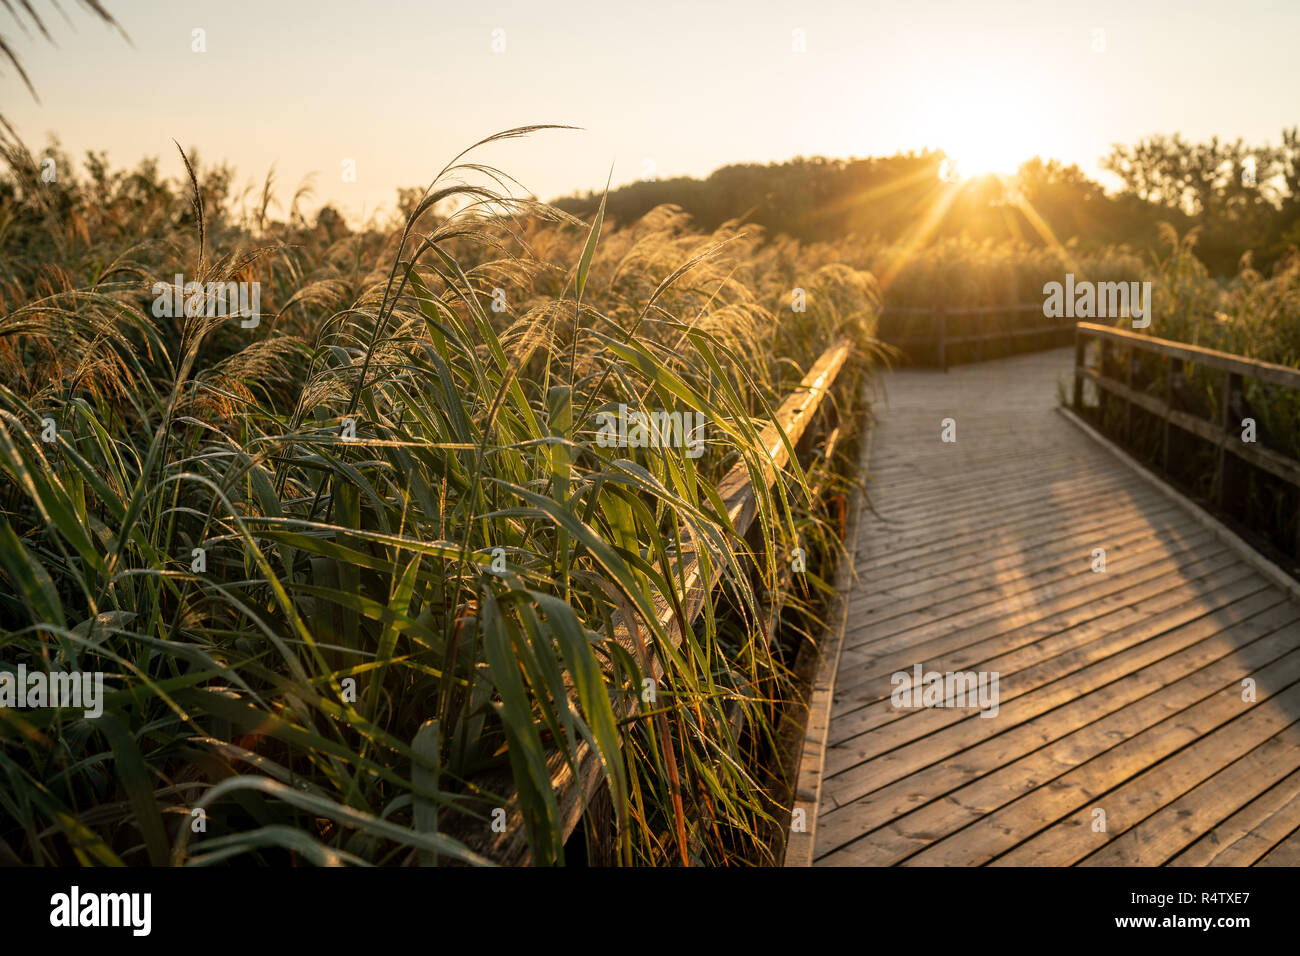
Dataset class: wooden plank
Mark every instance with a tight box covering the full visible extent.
[1059,404,1300,607]
[833,540,1245,718]
[855,497,1180,592]
[850,506,1185,624]
[825,568,1272,765]
[856,461,1157,533]
[851,484,1166,573]
[1255,827,1300,866]
[882,304,1045,316]
[861,451,1128,514]
[1169,768,1300,866]
[984,655,1300,867]
[822,574,1290,819]
[838,536,1228,666]
[821,596,1300,863]
[1082,725,1300,865]
[945,323,1075,345]
[842,525,1219,650]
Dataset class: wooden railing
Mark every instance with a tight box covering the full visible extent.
[1073,322,1300,559]
[881,304,1074,369]
[444,339,855,864]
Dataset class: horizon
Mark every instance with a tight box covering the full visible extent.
[4,0,1298,224]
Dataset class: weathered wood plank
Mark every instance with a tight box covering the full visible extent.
[1082,726,1300,866]
[1170,768,1300,866]
[986,666,1300,866]
[823,600,1300,864]
[824,580,1294,819]
[812,347,1300,867]
[825,570,1274,769]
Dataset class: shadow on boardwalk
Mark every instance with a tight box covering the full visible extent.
[815,348,1300,867]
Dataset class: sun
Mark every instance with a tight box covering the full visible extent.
[919,75,1047,180]
[944,131,1029,179]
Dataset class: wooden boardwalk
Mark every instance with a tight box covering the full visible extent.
[812,348,1300,866]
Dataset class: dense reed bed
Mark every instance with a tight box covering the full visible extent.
[0,128,881,866]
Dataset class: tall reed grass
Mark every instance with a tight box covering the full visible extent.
[0,129,880,866]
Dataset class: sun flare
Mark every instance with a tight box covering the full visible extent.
[921,76,1047,179]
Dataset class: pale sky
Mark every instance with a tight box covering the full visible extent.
[4,0,1297,223]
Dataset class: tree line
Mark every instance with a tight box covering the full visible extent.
[552,130,1300,277]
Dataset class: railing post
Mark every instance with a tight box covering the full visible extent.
[1296,488,1300,563]
[936,306,947,373]
[1162,355,1175,474]
[1218,371,1243,512]
[1072,327,1084,412]
[1124,344,1135,447]
[1099,338,1111,426]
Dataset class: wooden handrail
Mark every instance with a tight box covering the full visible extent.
[444,339,854,864]
[881,303,1043,316]
[880,302,1072,369]
[1072,322,1300,559]
[1076,322,1300,392]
